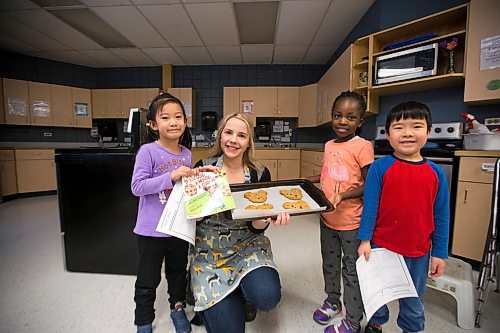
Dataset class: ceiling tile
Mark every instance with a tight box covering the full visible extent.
[0,0,40,10]
[208,46,242,64]
[175,46,213,65]
[184,2,239,46]
[91,5,167,48]
[241,44,273,64]
[80,0,132,6]
[138,4,202,47]
[131,0,179,4]
[7,9,104,50]
[273,45,307,64]
[108,47,157,66]
[303,45,337,64]
[0,32,41,54]
[0,12,69,51]
[142,47,184,65]
[46,50,104,67]
[181,0,228,3]
[312,0,374,45]
[79,49,132,67]
[275,0,329,45]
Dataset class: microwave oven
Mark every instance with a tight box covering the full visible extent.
[374,43,438,85]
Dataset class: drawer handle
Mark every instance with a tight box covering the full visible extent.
[464,188,468,203]
[482,163,495,173]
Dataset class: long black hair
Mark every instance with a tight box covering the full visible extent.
[144,92,192,150]
[385,101,432,133]
[331,91,367,135]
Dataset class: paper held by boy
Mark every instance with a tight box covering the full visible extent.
[356,248,418,321]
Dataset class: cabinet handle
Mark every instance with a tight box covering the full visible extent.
[464,188,468,203]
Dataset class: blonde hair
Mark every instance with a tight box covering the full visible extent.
[209,112,265,174]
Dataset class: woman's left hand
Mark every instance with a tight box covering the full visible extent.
[266,212,291,226]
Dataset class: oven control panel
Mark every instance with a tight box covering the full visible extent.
[375,122,463,140]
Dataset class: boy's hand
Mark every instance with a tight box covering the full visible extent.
[358,240,371,261]
[330,193,343,208]
[429,257,446,278]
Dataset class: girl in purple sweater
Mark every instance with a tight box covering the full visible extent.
[131,93,205,333]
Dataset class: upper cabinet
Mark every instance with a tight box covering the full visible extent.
[0,79,4,124]
[72,87,92,128]
[298,83,319,128]
[29,82,52,126]
[167,88,195,128]
[3,78,30,125]
[464,0,500,104]
[92,88,159,120]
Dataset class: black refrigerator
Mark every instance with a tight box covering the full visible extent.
[55,148,139,275]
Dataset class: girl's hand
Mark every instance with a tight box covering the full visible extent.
[429,257,446,279]
[330,193,343,208]
[171,166,192,183]
[267,212,291,226]
[198,165,220,173]
[358,240,371,261]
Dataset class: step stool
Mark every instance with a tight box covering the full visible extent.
[426,257,474,329]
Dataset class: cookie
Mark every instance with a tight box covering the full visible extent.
[244,190,267,203]
[245,203,274,210]
[283,200,310,210]
[279,188,303,200]
[184,183,197,196]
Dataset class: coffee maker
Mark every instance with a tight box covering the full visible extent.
[126,107,149,151]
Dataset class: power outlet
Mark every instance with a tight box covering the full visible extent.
[484,117,500,125]
[43,132,52,137]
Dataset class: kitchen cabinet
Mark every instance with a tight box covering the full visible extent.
[167,88,195,128]
[0,150,17,196]
[192,148,213,166]
[15,149,56,193]
[91,89,122,118]
[28,82,52,126]
[239,87,257,126]
[52,84,73,127]
[254,87,299,118]
[464,0,500,104]
[254,149,300,181]
[452,156,497,261]
[3,78,30,125]
[351,37,379,116]
[298,83,319,127]
[72,87,92,128]
[0,79,4,124]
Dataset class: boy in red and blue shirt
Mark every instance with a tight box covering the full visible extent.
[358,101,449,333]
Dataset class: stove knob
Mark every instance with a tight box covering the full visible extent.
[447,127,455,133]
[434,127,441,133]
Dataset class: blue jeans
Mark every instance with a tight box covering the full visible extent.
[369,251,430,333]
[203,267,281,333]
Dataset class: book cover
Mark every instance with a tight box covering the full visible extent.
[182,171,236,219]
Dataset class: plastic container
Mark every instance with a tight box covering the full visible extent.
[463,133,500,151]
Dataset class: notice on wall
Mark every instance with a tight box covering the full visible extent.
[480,35,500,70]
[241,100,254,114]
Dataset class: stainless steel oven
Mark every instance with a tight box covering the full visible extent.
[374,122,463,252]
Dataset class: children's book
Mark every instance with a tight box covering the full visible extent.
[182,171,235,219]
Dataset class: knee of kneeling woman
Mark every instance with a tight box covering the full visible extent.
[254,286,281,311]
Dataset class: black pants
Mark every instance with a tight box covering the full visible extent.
[134,235,189,326]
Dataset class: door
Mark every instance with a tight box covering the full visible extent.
[52,84,73,127]
[277,87,299,117]
[72,88,92,128]
[260,159,278,181]
[256,87,277,117]
[223,87,239,117]
[3,78,30,125]
[277,159,300,180]
[29,82,52,126]
[239,87,256,126]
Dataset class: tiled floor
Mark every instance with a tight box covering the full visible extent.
[0,195,499,333]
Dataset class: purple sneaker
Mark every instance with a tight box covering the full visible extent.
[313,301,343,325]
[324,319,360,333]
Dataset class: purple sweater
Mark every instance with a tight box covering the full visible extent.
[131,142,192,237]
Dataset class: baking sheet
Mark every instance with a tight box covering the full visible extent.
[226,179,333,221]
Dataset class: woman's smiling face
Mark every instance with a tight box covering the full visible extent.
[220,117,250,160]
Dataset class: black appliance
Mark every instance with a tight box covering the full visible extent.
[126,107,149,151]
[55,149,138,275]
[97,121,118,142]
[201,112,217,130]
[255,121,272,141]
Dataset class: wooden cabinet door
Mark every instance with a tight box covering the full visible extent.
[3,78,30,125]
[452,181,493,261]
[29,82,52,126]
[298,84,318,127]
[179,88,194,128]
[300,161,322,178]
[239,87,257,126]
[147,88,159,107]
[15,150,56,193]
[277,87,298,117]
[0,79,4,124]
[106,89,122,118]
[464,0,500,104]
[223,87,239,117]
[121,88,138,119]
[91,90,106,119]
[260,159,278,181]
[277,159,300,180]
[52,84,73,127]
[255,87,277,117]
[0,160,17,196]
[72,88,92,128]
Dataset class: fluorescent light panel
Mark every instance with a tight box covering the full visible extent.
[234,1,278,44]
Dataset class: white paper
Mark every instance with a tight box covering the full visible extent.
[156,181,196,245]
[356,248,418,321]
[480,35,500,70]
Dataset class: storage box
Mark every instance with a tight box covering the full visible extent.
[463,133,500,151]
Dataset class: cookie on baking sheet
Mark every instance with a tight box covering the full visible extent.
[244,190,267,203]
[283,200,310,210]
[245,203,274,210]
[279,188,303,200]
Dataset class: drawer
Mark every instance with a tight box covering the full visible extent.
[458,157,496,183]
[254,149,300,160]
[301,150,323,167]
[15,149,55,160]
[0,150,15,161]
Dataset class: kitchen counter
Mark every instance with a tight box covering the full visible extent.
[455,150,500,157]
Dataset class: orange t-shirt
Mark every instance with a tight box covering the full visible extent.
[320,137,374,230]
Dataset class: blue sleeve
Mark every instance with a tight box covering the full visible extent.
[131,146,173,196]
[358,158,389,240]
[429,163,450,259]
